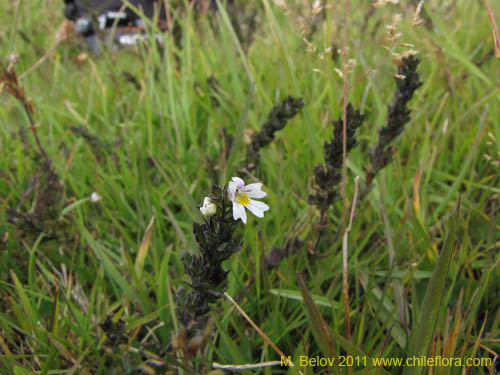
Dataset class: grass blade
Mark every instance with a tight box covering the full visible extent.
[135,215,155,279]
[79,224,136,301]
[359,274,407,348]
[10,269,38,333]
[269,288,342,309]
[296,273,339,375]
[404,197,461,375]
[221,83,255,184]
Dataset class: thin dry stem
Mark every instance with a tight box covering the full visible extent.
[483,0,500,58]
[224,292,300,372]
[411,0,424,29]
[213,361,283,370]
[25,110,50,162]
[19,20,75,80]
[19,43,60,81]
[341,1,352,373]
[341,1,349,220]
[1,69,50,162]
[347,176,360,232]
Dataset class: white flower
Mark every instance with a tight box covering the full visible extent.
[90,192,102,203]
[228,177,269,224]
[200,197,217,217]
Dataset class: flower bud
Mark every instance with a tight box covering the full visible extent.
[90,192,102,203]
[200,197,217,216]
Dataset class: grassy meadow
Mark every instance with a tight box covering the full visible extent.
[1,0,499,374]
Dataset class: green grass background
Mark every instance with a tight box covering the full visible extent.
[1,0,499,374]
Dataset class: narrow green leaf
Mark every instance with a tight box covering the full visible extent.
[28,233,44,293]
[135,215,155,279]
[269,288,342,309]
[212,314,247,364]
[359,274,407,348]
[432,103,485,219]
[58,197,91,218]
[372,271,432,279]
[10,269,38,331]
[296,273,339,375]
[215,0,254,85]
[125,307,166,332]
[80,225,136,300]
[220,83,255,185]
[404,197,461,375]
[14,367,31,375]
[261,0,320,160]
[157,245,175,340]
[424,6,492,87]
[326,327,392,374]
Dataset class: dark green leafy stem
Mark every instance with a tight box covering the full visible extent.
[244,95,304,172]
[7,160,64,241]
[176,95,302,357]
[327,57,423,248]
[307,104,365,252]
[308,103,365,211]
[1,68,67,243]
[297,273,338,370]
[366,56,423,188]
[176,184,241,349]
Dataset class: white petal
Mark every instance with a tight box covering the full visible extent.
[231,177,245,188]
[232,202,247,224]
[246,199,270,218]
[228,181,237,200]
[241,183,267,198]
[90,192,102,203]
[206,203,217,215]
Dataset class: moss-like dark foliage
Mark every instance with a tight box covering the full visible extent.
[2,68,68,244]
[7,160,64,241]
[176,184,241,335]
[245,96,304,171]
[308,103,366,211]
[367,56,422,186]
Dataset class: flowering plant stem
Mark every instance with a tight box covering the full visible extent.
[1,68,49,162]
[175,184,241,359]
[341,2,353,373]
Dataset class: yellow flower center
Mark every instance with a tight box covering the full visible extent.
[236,193,250,206]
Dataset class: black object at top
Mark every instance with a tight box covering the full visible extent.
[63,0,166,21]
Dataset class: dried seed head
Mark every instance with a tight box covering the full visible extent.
[273,0,288,10]
[372,0,400,7]
[303,37,317,54]
[9,53,20,65]
[412,0,425,29]
[312,0,323,15]
[55,19,76,44]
